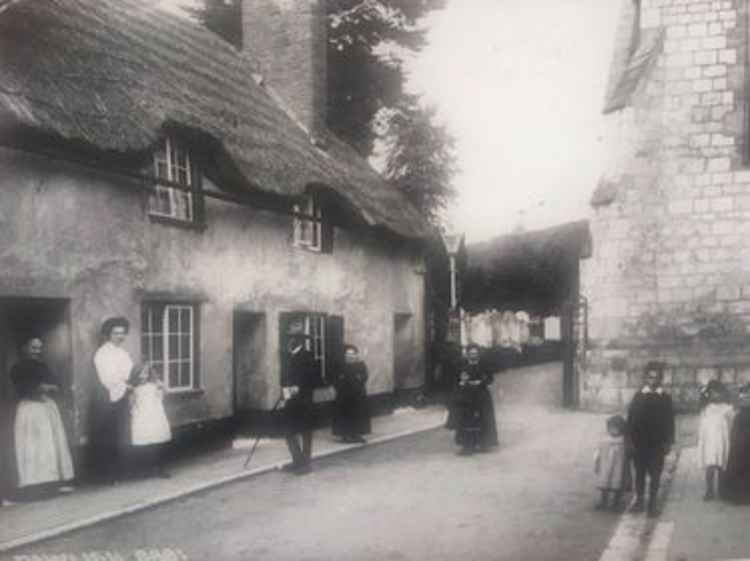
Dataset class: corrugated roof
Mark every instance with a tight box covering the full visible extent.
[0,0,429,239]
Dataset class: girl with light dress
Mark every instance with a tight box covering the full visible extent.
[697,380,735,501]
[128,363,172,479]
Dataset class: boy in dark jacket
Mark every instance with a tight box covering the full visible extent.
[627,361,675,517]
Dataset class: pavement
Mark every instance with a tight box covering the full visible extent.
[0,404,446,554]
[653,416,750,561]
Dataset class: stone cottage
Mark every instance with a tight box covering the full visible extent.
[582,0,750,411]
[0,0,431,454]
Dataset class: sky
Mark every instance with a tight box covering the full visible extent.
[161,0,622,243]
[405,0,621,242]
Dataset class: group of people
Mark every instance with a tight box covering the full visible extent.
[594,362,750,517]
[1,317,173,505]
[594,362,675,516]
[279,319,372,475]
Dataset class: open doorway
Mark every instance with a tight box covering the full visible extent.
[393,313,415,391]
[232,311,267,413]
[0,297,73,429]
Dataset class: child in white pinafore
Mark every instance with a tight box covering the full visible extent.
[594,415,630,512]
[129,363,172,478]
[698,380,734,501]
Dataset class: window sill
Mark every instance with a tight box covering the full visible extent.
[148,213,206,231]
[165,388,204,400]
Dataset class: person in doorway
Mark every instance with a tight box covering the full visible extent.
[11,336,75,499]
[332,344,371,444]
[128,363,172,479]
[627,361,675,517]
[722,384,750,504]
[92,316,134,484]
[594,415,630,512]
[697,380,734,501]
[452,344,499,455]
[281,320,317,475]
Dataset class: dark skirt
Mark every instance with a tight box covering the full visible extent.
[451,386,498,448]
[721,408,750,503]
[283,394,315,435]
[332,391,371,437]
[89,390,129,481]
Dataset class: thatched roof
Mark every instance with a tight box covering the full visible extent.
[0,0,429,239]
[462,220,591,315]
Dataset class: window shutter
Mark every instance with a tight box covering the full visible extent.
[192,158,205,224]
[324,315,345,384]
[278,312,293,387]
[321,219,334,254]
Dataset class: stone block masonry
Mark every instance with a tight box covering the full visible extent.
[581,0,750,412]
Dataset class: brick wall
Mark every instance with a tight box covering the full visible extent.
[242,0,327,137]
[581,0,750,412]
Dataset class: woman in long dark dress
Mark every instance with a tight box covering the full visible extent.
[332,345,371,443]
[722,384,750,504]
[11,337,74,498]
[452,344,499,455]
[92,317,134,483]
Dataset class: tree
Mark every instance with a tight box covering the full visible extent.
[326,0,442,156]
[381,95,456,227]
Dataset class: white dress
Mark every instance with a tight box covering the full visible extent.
[130,383,172,446]
[698,402,735,469]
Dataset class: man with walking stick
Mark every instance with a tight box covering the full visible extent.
[281,319,318,475]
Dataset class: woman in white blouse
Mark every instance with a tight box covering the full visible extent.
[92,317,133,484]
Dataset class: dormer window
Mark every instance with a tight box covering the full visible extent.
[149,137,199,223]
[293,194,324,252]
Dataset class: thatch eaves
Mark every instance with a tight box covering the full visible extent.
[0,0,429,239]
[462,220,591,315]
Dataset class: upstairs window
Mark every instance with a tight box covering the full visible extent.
[150,137,199,223]
[293,195,323,251]
[292,194,333,253]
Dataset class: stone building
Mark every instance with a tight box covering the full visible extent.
[581,0,750,411]
[0,0,430,455]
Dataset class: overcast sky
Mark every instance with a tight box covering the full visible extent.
[406,0,621,242]
[162,0,621,243]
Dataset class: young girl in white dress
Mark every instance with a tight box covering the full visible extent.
[129,363,172,478]
[698,380,735,501]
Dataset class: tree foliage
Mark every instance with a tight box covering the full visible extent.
[382,95,456,227]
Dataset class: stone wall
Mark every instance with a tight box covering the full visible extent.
[581,0,750,411]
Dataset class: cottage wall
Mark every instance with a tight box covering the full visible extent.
[0,147,426,444]
[581,0,750,411]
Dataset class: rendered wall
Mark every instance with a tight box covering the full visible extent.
[0,147,426,443]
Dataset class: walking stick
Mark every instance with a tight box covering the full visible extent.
[243,394,285,469]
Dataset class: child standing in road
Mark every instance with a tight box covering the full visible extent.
[129,363,172,479]
[594,415,630,511]
[698,380,734,501]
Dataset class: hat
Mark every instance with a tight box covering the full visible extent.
[287,319,307,337]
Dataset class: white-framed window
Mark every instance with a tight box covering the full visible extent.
[303,314,326,362]
[149,137,196,222]
[141,303,198,392]
[293,195,323,251]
